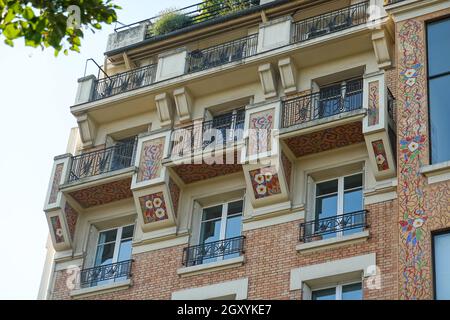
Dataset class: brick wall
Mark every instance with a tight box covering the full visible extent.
[51,199,398,300]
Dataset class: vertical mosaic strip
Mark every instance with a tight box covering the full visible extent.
[372,139,389,171]
[281,152,292,191]
[64,203,78,241]
[139,192,169,224]
[368,81,380,126]
[248,109,274,156]
[397,19,430,299]
[169,178,180,218]
[249,166,281,199]
[50,215,65,244]
[137,137,165,183]
[48,163,64,204]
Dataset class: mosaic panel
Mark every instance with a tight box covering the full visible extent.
[249,166,281,199]
[137,137,165,182]
[139,192,169,224]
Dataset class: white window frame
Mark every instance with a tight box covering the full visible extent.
[313,172,364,237]
[197,198,244,261]
[311,280,363,300]
[94,224,134,267]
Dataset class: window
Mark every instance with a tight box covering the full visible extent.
[433,231,450,300]
[427,17,450,164]
[312,173,364,239]
[318,78,363,118]
[111,137,136,171]
[312,282,363,300]
[203,109,245,149]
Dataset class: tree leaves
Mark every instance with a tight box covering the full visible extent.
[0,0,120,56]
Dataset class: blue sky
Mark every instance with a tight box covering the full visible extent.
[0,0,196,300]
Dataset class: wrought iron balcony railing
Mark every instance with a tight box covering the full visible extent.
[281,80,363,128]
[182,236,245,267]
[78,260,133,289]
[68,139,137,183]
[169,111,245,158]
[299,210,368,243]
[387,88,396,124]
[291,1,369,44]
[384,0,406,5]
[115,0,261,39]
[92,64,157,101]
[186,34,258,73]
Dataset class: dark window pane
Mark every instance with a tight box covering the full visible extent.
[202,205,223,221]
[200,219,221,244]
[344,174,363,190]
[228,200,243,216]
[98,229,117,244]
[429,75,450,163]
[342,283,363,300]
[312,287,336,300]
[434,232,450,300]
[95,243,115,266]
[316,179,338,196]
[121,225,134,239]
[427,18,450,77]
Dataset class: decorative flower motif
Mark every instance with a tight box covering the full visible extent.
[404,69,417,78]
[153,197,163,208]
[376,154,386,165]
[145,200,153,209]
[256,184,267,195]
[405,78,416,87]
[155,208,166,219]
[254,174,265,184]
[413,218,424,229]
[56,228,63,238]
[265,172,273,182]
[408,141,419,153]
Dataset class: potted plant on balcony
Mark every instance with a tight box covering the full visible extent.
[148,9,194,37]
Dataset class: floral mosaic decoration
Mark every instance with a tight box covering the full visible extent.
[139,192,169,224]
[50,215,64,243]
[137,137,165,182]
[249,166,281,199]
[372,139,389,171]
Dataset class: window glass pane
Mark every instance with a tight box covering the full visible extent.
[429,75,450,164]
[316,179,338,196]
[315,194,338,219]
[94,243,115,266]
[202,205,223,221]
[121,225,134,239]
[200,219,221,244]
[228,200,243,216]
[118,239,132,262]
[98,229,117,245]
[342,283,363,300]
[434,232,450,300]
[427,18,450,77]
[344,174,363,190]
[312,287,336,300]
[225,214,242,239]
[344,189,363,213]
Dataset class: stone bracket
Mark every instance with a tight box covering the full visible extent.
[278,57,298,95]
[372,28,394,70]
[155,93,174,128]
[76,113,97,148]
[258,63,278,100]
[173,87,193,123]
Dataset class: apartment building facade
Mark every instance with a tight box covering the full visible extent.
[39,0,450,300]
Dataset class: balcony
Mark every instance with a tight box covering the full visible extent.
[92,64,157,101]
[299,210,368,243]
[182,236,246,267]
[68,139,137,183]
[384,0,406,5]
[186,34,258,73]
[78,260,133,289]
[291,1,369,44]
[281,80,363,129]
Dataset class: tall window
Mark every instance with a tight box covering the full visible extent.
[197,200,243,264]
[312,282,363,300]
[313,173,364,239]
[433,231,450,300]
[427,17,450,164]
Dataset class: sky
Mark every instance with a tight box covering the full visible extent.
[0,0,196,300]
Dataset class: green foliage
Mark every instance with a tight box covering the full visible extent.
[200,0,258,21]
[149,9,193,36]
[0,0,120,56]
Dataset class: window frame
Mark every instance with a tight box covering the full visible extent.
[94,224,135,267]
[431,228,450,300]
[311,280,363,300]
[426,16,450,165]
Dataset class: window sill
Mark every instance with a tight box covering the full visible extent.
[177,256,245,277]
[420,161,450,184]
[296,231,369,253]
[70,279,132,299]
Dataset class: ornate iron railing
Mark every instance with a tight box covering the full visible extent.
[300,210,368,242]
[182,236,245,267]
[79,260,133,289]
[387,88,396,124]
[291,1,369,43]
[384,0,406,5]
[68,139,137,182]
[92,64,157,101]
[186,34,258,73]
[281,80,363,128]
[115,0,261,38]
[169,111,245,158]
